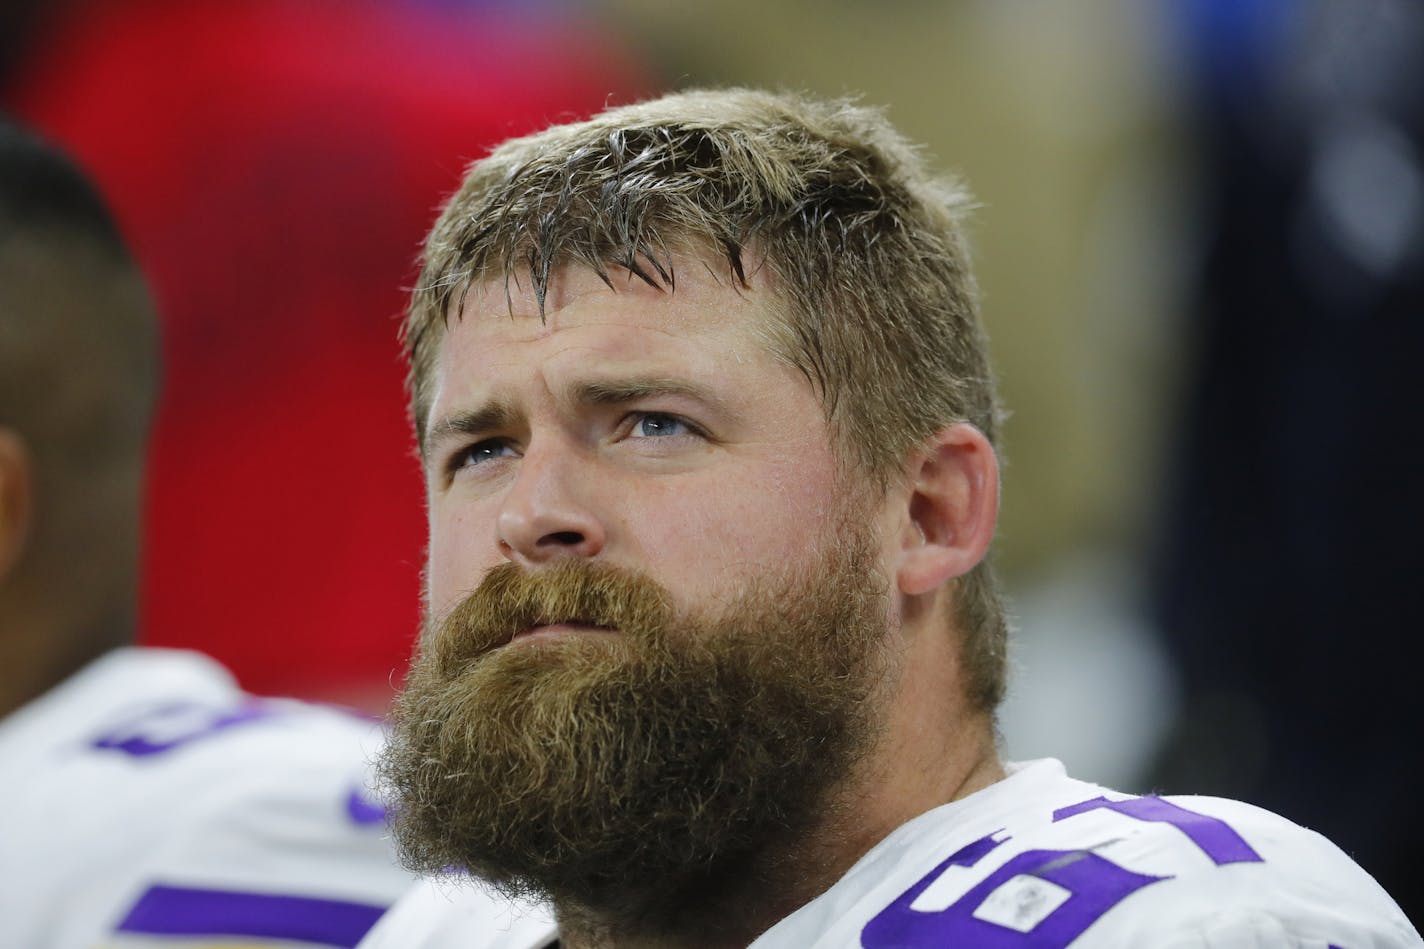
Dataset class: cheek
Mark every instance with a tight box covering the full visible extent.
[629,460,843,591]
[425,502,499,616]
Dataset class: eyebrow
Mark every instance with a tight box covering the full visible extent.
[570,377,721,408]
[424,401,517,455]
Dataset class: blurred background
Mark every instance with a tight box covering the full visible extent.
[2,0,1418,921]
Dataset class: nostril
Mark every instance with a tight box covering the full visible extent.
[541,530,585,547]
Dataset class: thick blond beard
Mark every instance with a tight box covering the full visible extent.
[379,521,892,939]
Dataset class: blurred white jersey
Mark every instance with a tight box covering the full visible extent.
[360,759,1419,948]
[0,647,414,949]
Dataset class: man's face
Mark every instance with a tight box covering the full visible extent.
[421,259,894,623]
[385,259,899,927]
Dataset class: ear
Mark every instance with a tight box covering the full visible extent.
[0,428,34,582]
[894,422,999,596]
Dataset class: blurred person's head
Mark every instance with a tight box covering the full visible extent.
[0,118,158,715]
[381,89,1007,945]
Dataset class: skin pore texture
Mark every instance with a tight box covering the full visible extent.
[385,258,1004,949]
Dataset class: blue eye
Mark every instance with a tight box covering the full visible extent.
[455,439,516,469]
[630,413,690,438]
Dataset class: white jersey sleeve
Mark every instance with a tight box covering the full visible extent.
[0,648,416,949]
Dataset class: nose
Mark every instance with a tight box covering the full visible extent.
[496,441,606,566]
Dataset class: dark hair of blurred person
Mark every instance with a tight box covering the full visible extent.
[0,116,156,716]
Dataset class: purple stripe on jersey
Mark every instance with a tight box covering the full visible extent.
[1053,796,1263,866]
[92,701,281,757]
[116,884,387,947]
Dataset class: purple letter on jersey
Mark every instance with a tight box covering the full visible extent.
[1052,797,1262,866]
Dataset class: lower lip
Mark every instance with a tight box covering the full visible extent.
[511,623,614,644]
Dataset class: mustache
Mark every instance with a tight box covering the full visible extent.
[427,561,677,675]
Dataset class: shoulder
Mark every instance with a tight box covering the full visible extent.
[36,648,390,816]
[0,647,412,949]
[757,760,1420,948]
[63,648,402,869]
[358,878,557,949]
[1024,792,1416,945]
[20,646,386,777]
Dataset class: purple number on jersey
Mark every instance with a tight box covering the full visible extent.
[1052,797,1262,866]
[862,836,1164,948]
[92,700,280,757]
[862,796,1259,947]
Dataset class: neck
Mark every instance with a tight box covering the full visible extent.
[0,605,128,719]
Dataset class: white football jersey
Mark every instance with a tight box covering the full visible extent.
[0,647,415,949]
[359,759,1419,948]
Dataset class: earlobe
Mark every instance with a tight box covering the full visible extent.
[896,423,999,596]
[0,429,33,581]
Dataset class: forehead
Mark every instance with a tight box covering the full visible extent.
[477,253,777,331]
[429,257,793,402]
